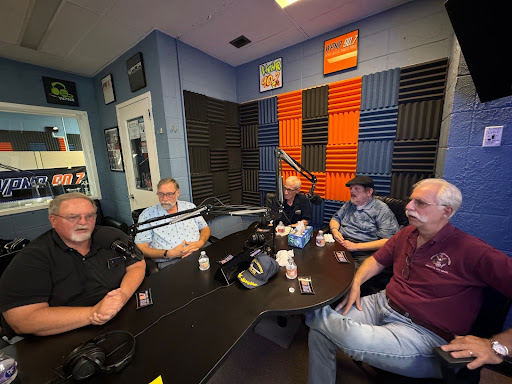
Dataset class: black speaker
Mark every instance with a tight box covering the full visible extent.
[63,330,135,380]
[445,0,512,102]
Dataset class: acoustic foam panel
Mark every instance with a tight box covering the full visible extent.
[358,107,398,141]
[361,68,400,110]
[225,101,239,126]
[323,200,344,225]
[356,172,392,196]
[206,96,226,124]
[241,149,259,169]
[0,130,61,151]
[303,85,328,119]
[326,172,355,201]
[67,134,82,151]
[328,111,360,145]
[188,146,210,174]
[391,139,438,173]
[185,120,209,146]
[398,58,448,104]
[311,201,325,228]
[259,170,275,192]
[239,101,259,125]
[227,148,242,170]
[356,140,393,174]
[225,125,241,147]
[210,149,228,172]
[230,189,242,205]
[0,142,13,151]
[241,124,258,149]
[390,172,433,200]
[258,97,278,125]
[191,173,213,205]
[328,78,361,114]
[278,146,301,173]
[278,90,302,120]
[300,172,326,198]
[228,170,242,190]
[259,146,277,171]
[183,91,207,122]
[326,145,358,173]
[212,171,229,195]
[242,191,260,206]
[242,169,259,191]
[302,145,326,173]
[302,117,328,145]
[258,122,279,147]
[396,100,443,140]
[279,118,302,147]
[209,122,226,149]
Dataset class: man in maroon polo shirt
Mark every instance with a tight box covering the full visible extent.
[306,178,512,383]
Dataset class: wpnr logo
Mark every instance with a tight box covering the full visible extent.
[49,81,76,102]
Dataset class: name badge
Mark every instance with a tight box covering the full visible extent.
[295,209,302,215]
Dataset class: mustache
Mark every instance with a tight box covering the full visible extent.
[406,210,428,223]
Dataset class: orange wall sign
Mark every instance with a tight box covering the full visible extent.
[323,30,359,75]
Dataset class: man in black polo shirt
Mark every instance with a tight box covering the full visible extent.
[0,192,145,336]
[271,176,312,226]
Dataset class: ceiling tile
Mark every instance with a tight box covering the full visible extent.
[39,2,100,57]
[67,0,116,15]
[0,0,31,45]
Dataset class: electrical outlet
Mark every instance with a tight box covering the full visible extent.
[482,126,503,147]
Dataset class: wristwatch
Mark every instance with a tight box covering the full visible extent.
[163,250,168,258]
[490,338,509,359]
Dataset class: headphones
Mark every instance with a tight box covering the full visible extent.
[246,232,266,247]
[63,330,135,380]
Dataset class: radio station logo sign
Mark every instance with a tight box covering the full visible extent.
[323,30,359,75]
[42,77,79,107]
[259,57,283,92]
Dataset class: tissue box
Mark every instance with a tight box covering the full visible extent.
[287,226,313,248]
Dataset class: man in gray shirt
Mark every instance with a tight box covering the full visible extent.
[329,176,398,268]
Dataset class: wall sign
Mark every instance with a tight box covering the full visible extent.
[101,74,116,104]
[42,77,79,106]
[104,127,124,172]
[323,30,359,75]
[126,52,147,92]
[259,57,283,92]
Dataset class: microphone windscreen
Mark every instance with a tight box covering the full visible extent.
[310,194,323,205]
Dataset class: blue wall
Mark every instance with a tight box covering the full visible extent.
[0,58,99,239]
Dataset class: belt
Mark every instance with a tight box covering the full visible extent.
[386,295,454,342]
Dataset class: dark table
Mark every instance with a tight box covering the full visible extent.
[2,227,354,384]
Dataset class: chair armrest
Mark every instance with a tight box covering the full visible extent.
[103,216,129,234]
[433,346,481,384]
[208,235,220,243]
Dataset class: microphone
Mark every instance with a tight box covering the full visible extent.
[307,193,323,205]
[111,240,144,261]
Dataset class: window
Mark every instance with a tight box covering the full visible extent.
[0,102,101,216]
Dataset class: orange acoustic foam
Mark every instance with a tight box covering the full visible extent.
[326,144,358,173]
[328,110,360,145]
[328,77,362,114]
[326,171,356,201]
[278,90,302,120]
[299,172,326,198]
[279,118,302,147]
[58,137,66,151]
[0,142,13,151]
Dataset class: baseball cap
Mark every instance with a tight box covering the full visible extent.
[345,176,374,189]
[237,253,279,289]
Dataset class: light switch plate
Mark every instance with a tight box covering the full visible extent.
[482,126,503,147]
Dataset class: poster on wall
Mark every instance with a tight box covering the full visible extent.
[104,127,124,172]
[259,57,283,92]
[101,74,116,104]
[323,30,359,75]
[42,76,79,107]
[126,52,147,92]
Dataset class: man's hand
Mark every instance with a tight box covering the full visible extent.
[335,283,362,315]
[340,239,359,251]
[172,241,190,258]
[90,288,127,325]
[332,230,344,243]
[183,240,204,256]
[441,335,503,369]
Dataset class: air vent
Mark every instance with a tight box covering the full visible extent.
[229,35,251,48]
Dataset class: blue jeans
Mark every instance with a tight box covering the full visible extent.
[306,290,446,383]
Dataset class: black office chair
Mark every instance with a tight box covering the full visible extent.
[374,195,409,228]
[94,200,129,234]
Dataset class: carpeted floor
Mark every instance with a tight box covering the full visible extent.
[207,316,512,384]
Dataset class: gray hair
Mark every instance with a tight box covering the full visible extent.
[413,178,462,217]
[285,176,301,190]
[48,192,97,215]
[157,177,180,190]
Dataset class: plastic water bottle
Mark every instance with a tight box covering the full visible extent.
[0,351,18,384]
[276,221,286,234]
[286,257,297,279]
[198,251,210,271]
[316,230,325,247]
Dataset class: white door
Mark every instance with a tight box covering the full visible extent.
[116,92,160,211]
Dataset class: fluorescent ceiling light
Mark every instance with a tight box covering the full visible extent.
[20,0,62,50]
[275,0,300,9]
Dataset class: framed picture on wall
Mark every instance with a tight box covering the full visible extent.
[104,127,124,172]
[101,74,116,104]
[126,52,147,92]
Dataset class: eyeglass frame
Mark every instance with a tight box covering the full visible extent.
[51,213,97,224]
[284,187,300,193]
[406,197,445,209]
[157,191,178,198]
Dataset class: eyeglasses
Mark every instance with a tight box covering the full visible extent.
[401,253,414,280]
[407,198,443,209]
[157,191,177,198]
[284,187,299,193]
[52,213,97,224]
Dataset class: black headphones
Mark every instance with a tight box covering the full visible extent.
[63,330,135,380]
[247,232,266,247]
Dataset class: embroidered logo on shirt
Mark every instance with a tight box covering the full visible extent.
[426,253,451,274]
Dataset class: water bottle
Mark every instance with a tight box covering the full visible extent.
[198,250,210,271]
[276,221,286,234]
[316,230,325,247]
[286,257,297,279]
[0,351,18,384]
